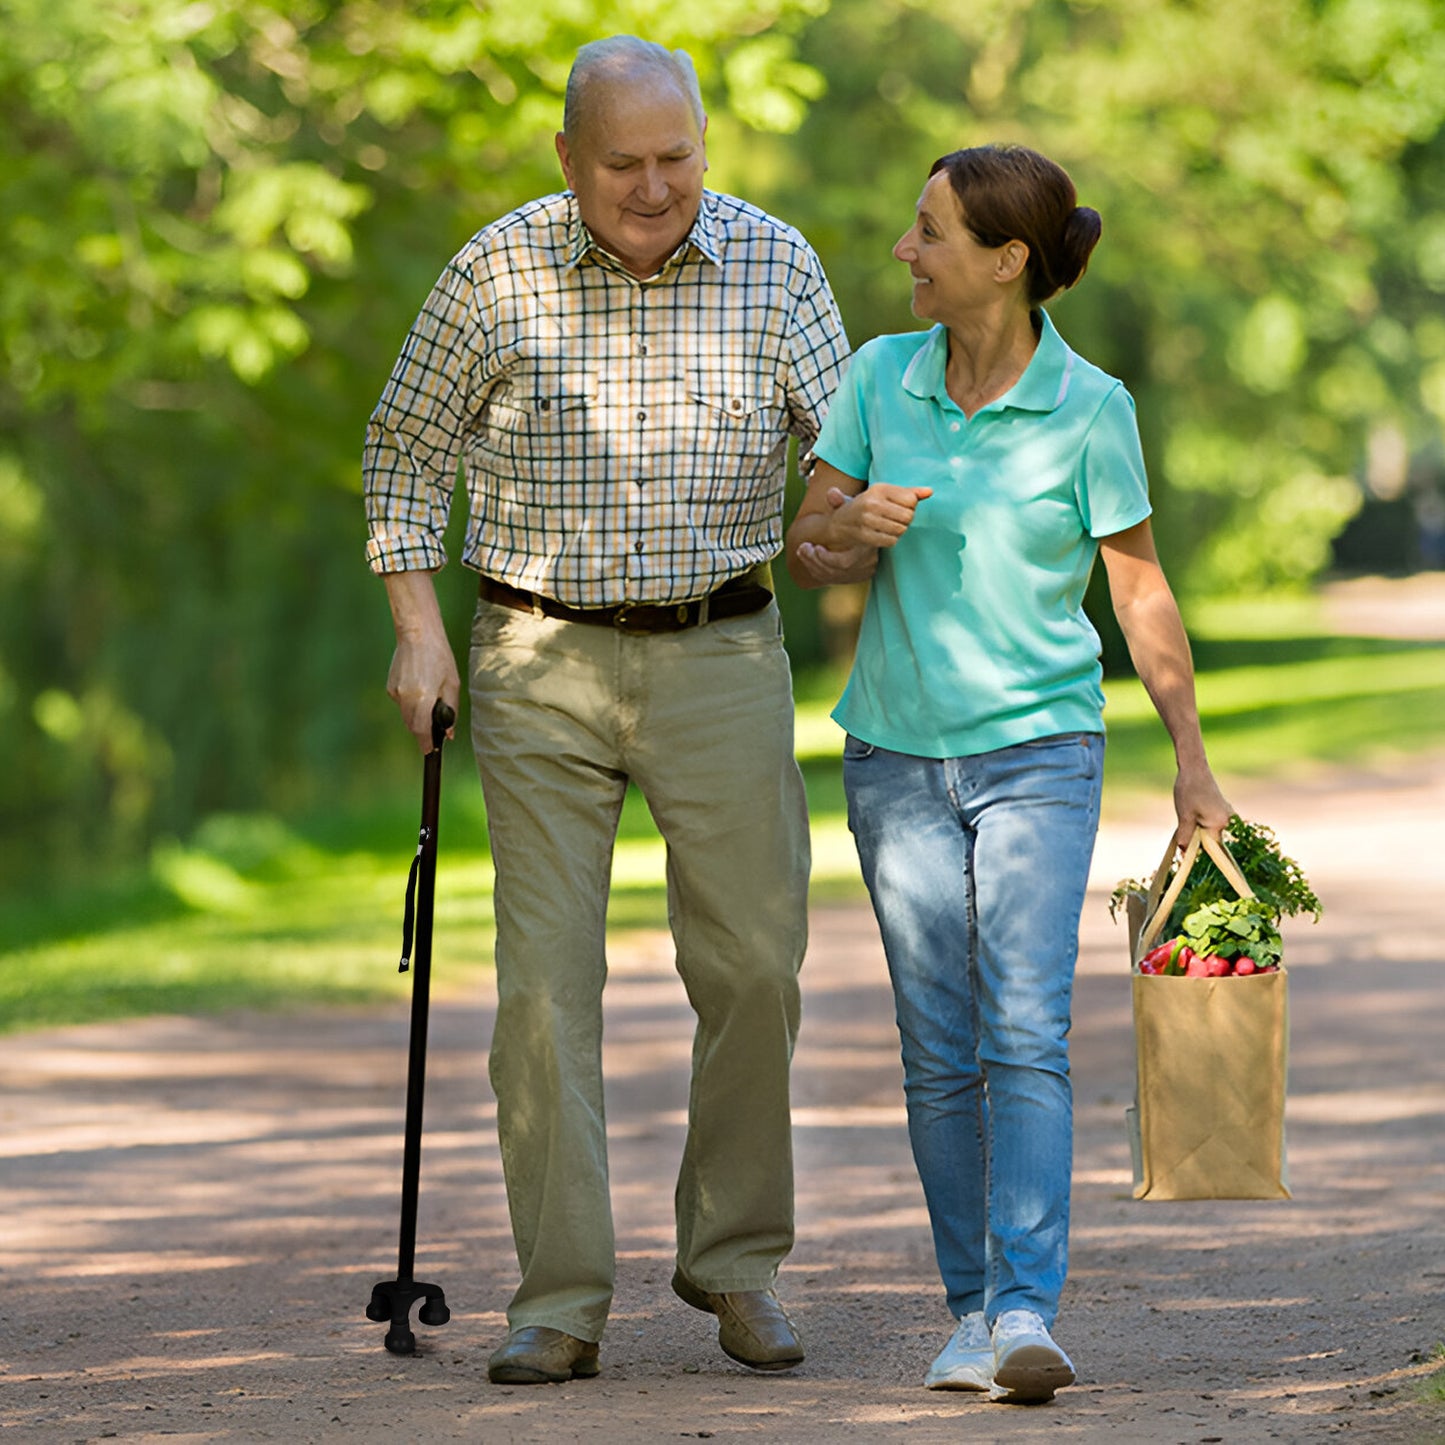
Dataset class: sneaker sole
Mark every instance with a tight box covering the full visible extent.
[925,1370,993,1392]
[991,1346,1074,1405]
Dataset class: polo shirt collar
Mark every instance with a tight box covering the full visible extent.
[901,310,1075,414]
[564,190,723,274]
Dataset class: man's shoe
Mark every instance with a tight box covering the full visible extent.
[671,1268,804,1371]
[487,1326,600,1384]
[924,1310,993,1391]
[989,1309,1074,1404]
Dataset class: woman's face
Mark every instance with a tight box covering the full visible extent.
[893,171,1008,324]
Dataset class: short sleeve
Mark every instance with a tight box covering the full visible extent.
[813,349,872,483]
[1076,383,1152,538]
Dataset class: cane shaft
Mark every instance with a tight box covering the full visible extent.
[396,728,444,1281]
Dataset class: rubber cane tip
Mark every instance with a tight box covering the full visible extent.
[384,1328,417,1356]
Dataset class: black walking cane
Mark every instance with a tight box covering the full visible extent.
[366,698,455,1355]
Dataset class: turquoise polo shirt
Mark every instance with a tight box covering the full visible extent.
[815,312,1152,759]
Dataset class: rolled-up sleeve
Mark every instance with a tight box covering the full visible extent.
[812,348,870,480]
[782,246,851,453]
[363,260,482,575]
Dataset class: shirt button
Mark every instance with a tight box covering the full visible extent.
[633,539,644,552]
[539,398,551,411]
[637,410,647,422]
[729,398,743,412]
[950,421,961,432]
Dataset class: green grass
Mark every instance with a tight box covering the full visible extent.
[1417,1344,1445,1406]
[3,591,1442,1034]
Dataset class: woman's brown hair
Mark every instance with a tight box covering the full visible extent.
[929,144,1102,305]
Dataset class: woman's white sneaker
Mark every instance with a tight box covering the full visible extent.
[989,1308,1075,1404]
[923,1310,993,1391]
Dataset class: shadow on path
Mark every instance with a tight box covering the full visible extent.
[2,761,1443,1443]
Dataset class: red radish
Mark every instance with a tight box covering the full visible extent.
[1141,939,1177,970]
[1184,952,1211,977]
[1234,956,1257,976]
[1203,954,1232,977]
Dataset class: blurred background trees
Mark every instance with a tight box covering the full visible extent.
[3,0,1443,889]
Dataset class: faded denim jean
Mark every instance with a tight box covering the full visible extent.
[843,732,1104,1327]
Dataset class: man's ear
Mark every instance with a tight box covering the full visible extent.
[555,131,573,189]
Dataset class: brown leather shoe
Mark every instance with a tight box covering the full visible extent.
[672,1268,804,1371]
[487,1326,600,1384]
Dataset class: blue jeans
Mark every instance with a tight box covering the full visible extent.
[843,732,1104,1327]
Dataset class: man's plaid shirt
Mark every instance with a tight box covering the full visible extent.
[363,189,851,607]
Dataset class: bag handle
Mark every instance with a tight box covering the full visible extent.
[1135,826,1254,961]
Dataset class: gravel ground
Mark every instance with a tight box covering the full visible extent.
[2,753,1443,1444]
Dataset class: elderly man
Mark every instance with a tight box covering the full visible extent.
[363,36,849,1383]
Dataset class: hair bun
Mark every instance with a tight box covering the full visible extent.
[1059,206,1102,291]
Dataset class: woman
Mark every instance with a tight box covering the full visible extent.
[786,144,1231,1404]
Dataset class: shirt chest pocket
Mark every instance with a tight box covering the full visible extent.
[481,372,599,477]
[487,371,598,430]
[686,368,779,429]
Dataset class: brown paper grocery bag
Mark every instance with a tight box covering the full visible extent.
[1126,827,1292,1201]
[1127,971,1291,1200]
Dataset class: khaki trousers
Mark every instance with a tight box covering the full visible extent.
[468,596,809,1342]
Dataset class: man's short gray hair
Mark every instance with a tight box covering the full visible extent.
[563,36,705,143]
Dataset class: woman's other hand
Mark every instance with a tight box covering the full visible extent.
[826,483,934,549]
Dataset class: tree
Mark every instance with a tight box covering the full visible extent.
[747,0,1445,601]
[0,0,828,882]
[5,0,1444,885]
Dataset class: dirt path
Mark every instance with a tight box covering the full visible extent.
[3,757,1444,1443]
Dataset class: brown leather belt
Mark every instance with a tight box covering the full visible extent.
[477,570,772,635]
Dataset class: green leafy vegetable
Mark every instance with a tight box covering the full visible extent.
[1110,814,1321,939]
[1177,897,1283,969]
[1172,816,1321,933]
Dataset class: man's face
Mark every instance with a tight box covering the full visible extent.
[556,77,707,279]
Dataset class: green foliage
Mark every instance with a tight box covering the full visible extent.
[1184,815,1322,924]
[4,0,1445,888]
[1419,1344,1445,1405]
[754,0,1445,595]
[2,618,1440,1034]
[0,0,830,885]
[1112,811,1321,957]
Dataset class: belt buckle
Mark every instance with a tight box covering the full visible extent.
[612,603,648,635]
[612,601,694,634]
